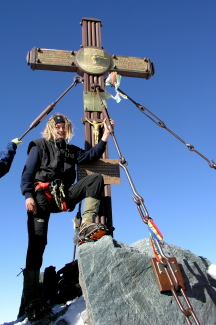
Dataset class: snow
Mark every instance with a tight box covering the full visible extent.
[1,296,86,325]
[207,264,216,280]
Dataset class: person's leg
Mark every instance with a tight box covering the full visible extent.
[67,173,104,204]
[22,190,51,320]
[67,173,107,243]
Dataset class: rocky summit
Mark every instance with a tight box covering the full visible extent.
[78,236,216,325]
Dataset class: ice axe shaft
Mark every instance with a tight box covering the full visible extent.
[19,102,56,140]
[19,76,82,140]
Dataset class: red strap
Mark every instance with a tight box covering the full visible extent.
[35,182,52,204]
[61,199,68,211]
[35,181,68,210]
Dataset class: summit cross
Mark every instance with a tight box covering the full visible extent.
[26,17,154,235]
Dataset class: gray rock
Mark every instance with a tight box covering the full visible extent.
[78,236,216,325]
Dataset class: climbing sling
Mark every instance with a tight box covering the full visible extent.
[35,180,68,211]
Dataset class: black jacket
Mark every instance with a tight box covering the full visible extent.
[21,138,107,199]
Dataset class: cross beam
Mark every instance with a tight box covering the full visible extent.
[26,17,155,237]
[27,47,154,79]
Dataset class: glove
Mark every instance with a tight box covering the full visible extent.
[11,138,23,146]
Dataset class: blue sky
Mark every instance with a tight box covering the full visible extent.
[0,1,216,323]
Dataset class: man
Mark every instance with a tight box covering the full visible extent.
[0,138,22,178]
[20,113,113,321]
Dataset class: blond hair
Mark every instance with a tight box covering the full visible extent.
[41,113,74,142]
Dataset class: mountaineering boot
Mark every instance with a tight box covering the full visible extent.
[25,299,52,322]
[78,197,108,245]
[23,269,40,305]
[23,269,52,321]
[78,222,108,244]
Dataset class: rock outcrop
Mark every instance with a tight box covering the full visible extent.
[78,236,216,325]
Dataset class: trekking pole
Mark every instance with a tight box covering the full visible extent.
[19,76,82,140]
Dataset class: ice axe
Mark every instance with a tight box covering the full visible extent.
[19,76,82,140]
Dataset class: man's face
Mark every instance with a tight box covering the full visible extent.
[55,123,66,139]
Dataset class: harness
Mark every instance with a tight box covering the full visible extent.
[35,179,68,211]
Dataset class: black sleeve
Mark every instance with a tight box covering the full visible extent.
[75,140,107,163]
[0,141,17,178]
[21,146,40,199]
[0,162,8,178]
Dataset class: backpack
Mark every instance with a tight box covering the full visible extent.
[56,260,81,304]
[41,261,81,305]
[41,265,58,305]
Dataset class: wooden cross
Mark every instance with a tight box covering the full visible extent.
[26,17,154,236]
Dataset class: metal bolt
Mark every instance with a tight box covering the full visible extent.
[71,61,75,66]
[37,48,41,52]
[36,59,41,63]
[80,45,83,48]
[71,51,75,55]
[113,65,117,69]
[144,58,149,63]
[112,55,116,59]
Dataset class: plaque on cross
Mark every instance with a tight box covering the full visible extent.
[26,17,154,236]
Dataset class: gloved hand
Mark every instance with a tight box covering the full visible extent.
[11,138,23,146]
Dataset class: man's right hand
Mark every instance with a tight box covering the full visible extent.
[26,197,37,214]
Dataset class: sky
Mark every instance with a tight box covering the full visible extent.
[0,0,216,323]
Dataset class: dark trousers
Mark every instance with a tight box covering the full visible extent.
[26,173,104,270]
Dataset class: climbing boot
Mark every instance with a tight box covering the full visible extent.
[81,197,100,224]
[25,299,52,321]
[22,269,52,321]
[78,222,108,245]
[23,269,40,304]
[78,197,108,244]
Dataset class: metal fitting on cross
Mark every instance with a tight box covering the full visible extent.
[74,75,83,84]
[186,143,194,150]
[158,121,166,128]
[91,84,103,92]
[120,157,127,165]
[210,159,216,169]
